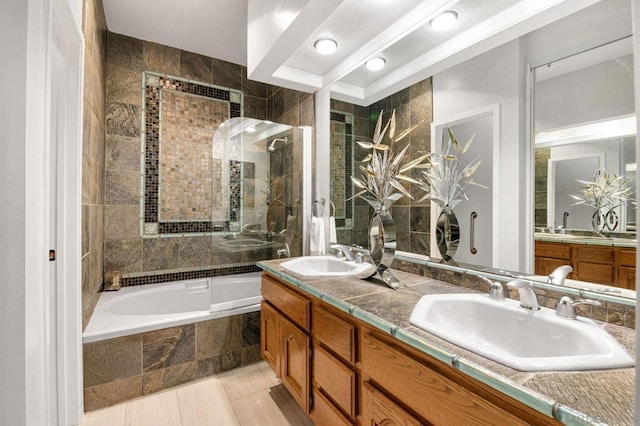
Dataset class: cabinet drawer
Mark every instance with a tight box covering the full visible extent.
[576,246,614,264]
[362,381,421,426]
[312,306,356,365]
[617,248,636,267]
[361,332,528,426]
[577,262,615,286]
[262,274,310,331]
[314,345,356,419]
[313,389,352,426]
[535,242,571,260]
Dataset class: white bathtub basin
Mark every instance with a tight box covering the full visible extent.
[280,256,376,278]
[409,294,634,371]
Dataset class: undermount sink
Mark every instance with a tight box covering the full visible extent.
[409,294,634,371]
[280,256,377,278]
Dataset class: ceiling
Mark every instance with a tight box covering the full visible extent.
[103,0,604,106]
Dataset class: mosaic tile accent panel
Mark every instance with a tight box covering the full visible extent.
[142,72,243,236]
[330,110,354,226]
[159,90,227,221]
[121,264,261,287]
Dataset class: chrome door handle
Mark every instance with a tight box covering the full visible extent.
[470,211,478,254]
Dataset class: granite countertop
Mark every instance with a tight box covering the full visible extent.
[535,232,637,248]
[257,259,636,426]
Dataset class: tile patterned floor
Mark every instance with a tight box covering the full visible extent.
[81,362,314,426]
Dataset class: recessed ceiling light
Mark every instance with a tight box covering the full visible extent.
[245,126,256,133]
[313,37,338,55]
[365,57,386,71]
[429,10,459,31]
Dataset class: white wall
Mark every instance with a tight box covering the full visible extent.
[1,0,83,424]
[0,1,28,425]
[433,40,523,270]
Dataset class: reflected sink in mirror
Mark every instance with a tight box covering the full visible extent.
[280,256,377,279]
[409,294,634,371]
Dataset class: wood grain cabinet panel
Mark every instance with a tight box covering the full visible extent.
[280,316,310,413]
[260,301,280,375]
[576,262,614,286]
[535,241,635,289]
[617,249,636,267]
[534,242,571,260]
[361,332,528,426]
[575,246,614,263]
[314,345,356,419]
[618,267,636,290]
[362,381,423,426]
[262,274,310,331]
[312,306,356,365]
[313,389,353,426]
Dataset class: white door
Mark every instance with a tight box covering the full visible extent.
[431,106,499,267]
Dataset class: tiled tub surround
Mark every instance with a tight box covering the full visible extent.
[258,259,636,425]
[392,256,636,329]
[83,311,261,411]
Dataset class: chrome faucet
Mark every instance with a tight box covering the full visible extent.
[555,296,601,320]
[507,279,540,311]
[479,277,505,300]
[330,244,369,261]
[547,265,573,286]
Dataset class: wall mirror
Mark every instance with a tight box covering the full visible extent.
[530,34,636,299]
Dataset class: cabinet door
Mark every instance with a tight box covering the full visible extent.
[261,301,280,375]
[618,267,636,290]
[362,381,423,426]
[281,315,310,413]
[535,257,570,277]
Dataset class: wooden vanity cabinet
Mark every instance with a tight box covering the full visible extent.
[535,241,636,290]
[261,272,561,426]
[260,274,311,413]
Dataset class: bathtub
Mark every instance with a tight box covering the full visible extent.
[83,272,262,343]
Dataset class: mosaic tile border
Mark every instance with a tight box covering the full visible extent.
[142,72,243,236]
[330,110,354,226]
[121,264,261,287]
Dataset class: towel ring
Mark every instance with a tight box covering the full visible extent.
[329,200,336,217]
[313,200,324,218]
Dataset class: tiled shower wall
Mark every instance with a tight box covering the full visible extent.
[328,79,434,254]
[535,147,550,227]
[81,0,107,329]
[103,32,315,278]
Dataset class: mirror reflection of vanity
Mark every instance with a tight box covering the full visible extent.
[326,0,637,303]
[532,34,637,291]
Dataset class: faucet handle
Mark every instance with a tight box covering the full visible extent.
[479,277,505,300]
[555,296,601,320]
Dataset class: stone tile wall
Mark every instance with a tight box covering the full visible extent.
[81,0,107,329]
[368,79,433,256]
[83,311,261,411]
[103,33,309,277]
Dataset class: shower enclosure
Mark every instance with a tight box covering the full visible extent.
[211,117,312,261]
